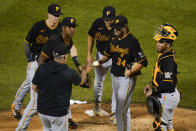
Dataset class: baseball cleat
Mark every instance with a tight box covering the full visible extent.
[69,119,79,129]
[11,104,22,120]
[93,102,102,116]
[110,112,116,125]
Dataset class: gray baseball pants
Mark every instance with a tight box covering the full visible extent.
[38,113,68,131]
[112,76,136,131]
[159,88,180,131]
[94,52,116,112]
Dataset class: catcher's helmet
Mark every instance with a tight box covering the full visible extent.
[154,23,178,43]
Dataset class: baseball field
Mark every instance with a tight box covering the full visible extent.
[0,0,196,130]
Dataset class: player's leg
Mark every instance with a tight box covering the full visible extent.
[67,106,79,129]
[38,113,52,131]
[15,91,38,131]
[93,52,108,114]
[110,73,116,124]
[115,77,136,131]
[12,65,31,119]
[15,61,39,130]
[160,89,180,131]
[50,114,68,131]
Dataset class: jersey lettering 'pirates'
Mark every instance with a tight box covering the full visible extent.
[25,20,61,60]
[88,18,114,55]
[104,33,147,76]
[152,49,177,93]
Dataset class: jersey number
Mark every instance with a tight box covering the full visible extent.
[117,58,126,67]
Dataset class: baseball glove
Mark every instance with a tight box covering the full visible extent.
[146,95,162,117]
[80,73,91,88]
[79,65,92,88]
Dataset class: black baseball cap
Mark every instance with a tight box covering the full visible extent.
[53,44,69,56]
[61,17,78,27]
[111,15,128,30]
[48,4,63,17]
[102,6,116,21]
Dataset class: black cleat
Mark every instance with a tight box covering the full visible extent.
[69,119,79,129]
[11,104,22,120]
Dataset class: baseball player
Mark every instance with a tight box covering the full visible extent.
[13,4,63,131]
[38,16,83,128]
[144,23,180,131]
[32,44,91,131]
[87,6,116,120]
[92,15,148,131]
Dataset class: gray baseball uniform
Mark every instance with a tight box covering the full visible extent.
[103,31,148,131]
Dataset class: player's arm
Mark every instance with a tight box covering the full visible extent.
[24,40,32,62]
[38,52,49,66]
[70,44,82,72]
[38,38,54,66]
[125,39,148,77]
[87,35,95,65]
[71,66,91,86]
[125,63,144,76]
[92,52,111,67]
[32,84,38,92]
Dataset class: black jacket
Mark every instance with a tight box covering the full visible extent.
[32,60,81,116]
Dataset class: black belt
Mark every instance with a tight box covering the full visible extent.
[113,74,124,77]
[161,89,175,94]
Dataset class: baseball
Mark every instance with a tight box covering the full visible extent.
[92,61,100,67]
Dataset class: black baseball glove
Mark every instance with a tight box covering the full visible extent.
[79,65,92,88]
[146,95,162,117]
[80,73,91,88]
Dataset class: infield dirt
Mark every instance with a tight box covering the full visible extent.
[0,104,195,131]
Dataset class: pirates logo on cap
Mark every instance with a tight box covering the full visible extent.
[115,19,119,24]
[56,6,59,11]
[71,19,74,24]
[106,11,110,16]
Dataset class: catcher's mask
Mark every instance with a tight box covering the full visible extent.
[154,23,178,44]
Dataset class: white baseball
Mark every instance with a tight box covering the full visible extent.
[92,61,100,67]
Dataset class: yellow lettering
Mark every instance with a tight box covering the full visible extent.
[95,32,109,41]
[35,35,48,44]
[117,57,126,67]
[110,43,129,57]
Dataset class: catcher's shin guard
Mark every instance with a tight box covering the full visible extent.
[153,120,163,131]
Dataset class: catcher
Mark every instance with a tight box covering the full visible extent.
[144,23,180,131]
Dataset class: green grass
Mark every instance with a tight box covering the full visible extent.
[0,0,196,110]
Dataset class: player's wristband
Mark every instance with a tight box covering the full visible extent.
[72,56,80,67]
[25,52,32,62]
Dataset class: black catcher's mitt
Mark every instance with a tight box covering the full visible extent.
[146,95,162,117]
[80,73,91,88]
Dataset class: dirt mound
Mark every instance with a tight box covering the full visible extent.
[0,104,195,131]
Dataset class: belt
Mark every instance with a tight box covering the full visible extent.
[113,74,124,77]
[161,89,175,94]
